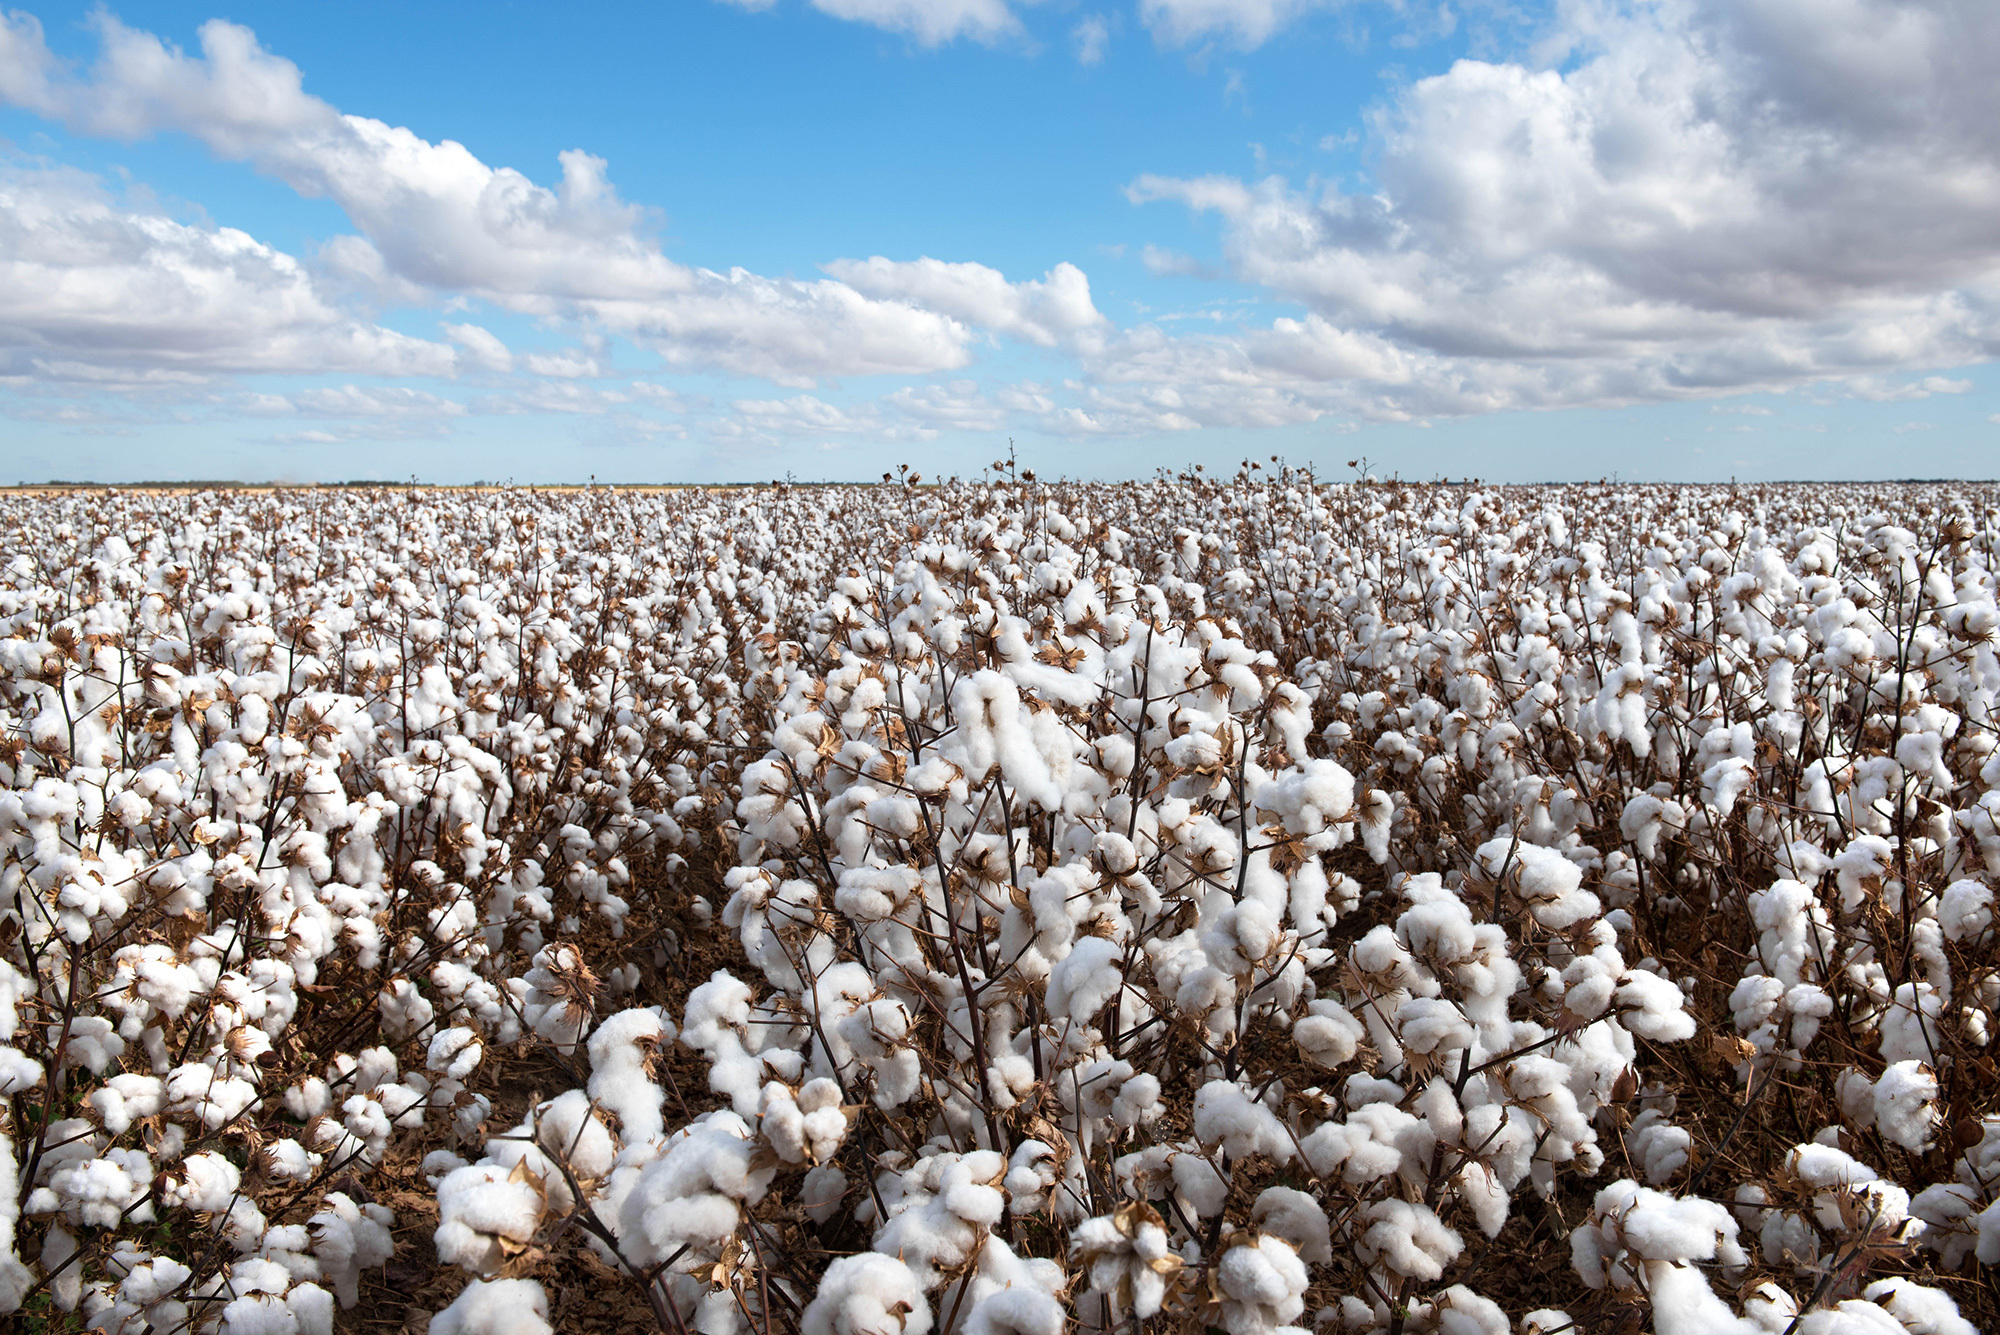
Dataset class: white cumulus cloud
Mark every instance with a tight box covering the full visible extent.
[1119,0,2000,419]
[0,163,457,382]
[822,257,1110,347]
[0,12,1008,384]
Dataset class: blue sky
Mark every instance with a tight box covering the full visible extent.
[2,0,1997,483]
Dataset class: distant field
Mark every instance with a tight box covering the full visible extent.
[1,476,1995,1335]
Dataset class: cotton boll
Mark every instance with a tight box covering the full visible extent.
[1343,1073,1405,1110]
[428,1027,485,1083]
[1872,1062,1939,1153]
[53,1015,125,1075]
[1571,1179,1746,1290]
[801,1253,931,1335]
[872,1149,1009,1285]
[1478,839,1599,929]
[1938,879,1993,943]
[1003,1141,1063,1217]
[1430,1285,1509,1335]
[1193,1081,1294,1162]
[1214,1234,1308,1334]
[285,1284,336,1335]
[309,1193,394,1308]
[535,1089,619,1180]
[1911,1183,1981,1268]
[1110,1072,1163,1129]
[1252,1187,1331,1266]
[165,1062,259,1129]
[1613,970,1697,1042]
[0,1044,41,1095]
[1071,1203,1181,1319]
[584,1007,672,1144]
[1978,1196,2000,1266]
[89,1073,165,1135]
[1880,979,1944,1063]
[378,977,436,1044]
[617,1110,774,1268]
[1397,997,1474,1056]
[1170,1149,1229,1218]
[683,970,774,1116]
[1358,1200,1461,1281]
[430,1278,554,1335]
[1046,936,1126,1025]
[1641,1260,1764,1335]
[435,1162,548,1277]
[520,944,598,1055]
[960,1285,1065,1335]
[1293,1000,1365,1068]
[1452,1159,1510,1239]
[802,1164,849,1225]
[761,1078,850,1166]
[1627,1110,1692,1185]
[1861,1278,1976,1335]
[160,1151,241,1213]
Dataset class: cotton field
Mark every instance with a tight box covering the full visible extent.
[2,473,1998,1335]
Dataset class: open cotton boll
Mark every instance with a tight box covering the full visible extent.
[1293,999,1365,1068]
[1214,1235,1308,1335]
[52,1015,124,1075]
[435,1163,547,1276]
[761,1078,850,1165]
[1358,1200,1461,1282]
[1003,1140,1063,1216]
[1300,1103,1423,1188]
[1642,1260,1764,1335]
[534,1089,619,1179]
[616,1110,774,1268]
[1425,1285,1509,1335]
[308,1193,394,1308]
[1571,1180,1747,1292]
[0,1131,32,1311]
[683,970,777,1116]
[872,1150,1010,1287]
[1071,1204,1181,1320]
[430,1278,554,1335]
[960,1285,1065,1335]
[520,944,598,1055]
[1045,936,1126,1024]
[1511,845,1599,930]
[1397,997,1474,1055]
[1193,1081,1294,1162]
[1627,1110,1692,1185]
[89,1073,165,1136]
[1612,969,1697,1042]
[1937,879,1993,943]
[0,1045,43,1095]
[801,1253,932,1335]
[1251,1187,1331,1266]
[1874,1062,1940,1153]
[428,1027,485,1083]
[160,1151,241,1213]
[1861,1279,1976,1335]
[165,1062,259,1129]
[1786,1144,1914,1239]
[1880,983,1945,1065]
[583,1007,672,1143]
[802,1164,849,1225]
